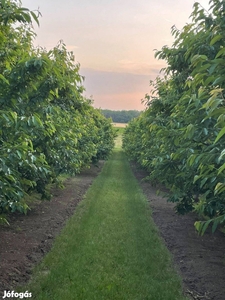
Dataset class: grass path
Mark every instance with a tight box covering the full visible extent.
[24,134,187,299]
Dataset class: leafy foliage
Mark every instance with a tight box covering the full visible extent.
[123,0,225,234]
[0,0,115,216]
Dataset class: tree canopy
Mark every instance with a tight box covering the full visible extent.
[123,0,225,234]
[0,0,115,218]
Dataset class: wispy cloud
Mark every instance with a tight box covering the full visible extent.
[80,68,158,110]
[66,45,79,51]
[117,59,165,75]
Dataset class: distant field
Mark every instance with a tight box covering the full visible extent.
[112,122,127,128]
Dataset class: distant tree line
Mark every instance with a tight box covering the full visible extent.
[101,110,141,123]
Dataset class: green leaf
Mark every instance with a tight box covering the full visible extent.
[6,174,16,182]
[212,77,223,86]
[201,219,212,235]
[210,35,223,46]
[188,154,197,167]
[214,127,225,143]
[218,149,225,162]
[16,150,22,159]
[193,175,201,183]
[30,11,40,26]
[212,219,219,233]
[185,124,195,139]
[203,128,208,135]
[194,221,201,233]
[208,64,217,75]
[0,74,9,84]
[215,47,225,58]
[195,219,212,235]
[200,177,208,188]
[214,182,225,195]
[218,162,225,175]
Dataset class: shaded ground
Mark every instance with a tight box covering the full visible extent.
[0,159,225,300]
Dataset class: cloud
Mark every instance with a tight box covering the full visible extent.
[91,92,146,111]
[117,59,165,75]
[66,45,79,52]
[81,68,156,94]
[80,68,159,110]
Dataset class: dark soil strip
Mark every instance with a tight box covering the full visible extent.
[130,161,225,300]
[0,161,104,297]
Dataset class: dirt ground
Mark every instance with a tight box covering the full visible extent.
[130,162,225,300]
[0,159,225,300]
[0,161,104,298]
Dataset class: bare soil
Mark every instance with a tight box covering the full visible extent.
[130,162,225,300]
[0,159,225,300]
[0,161,104,297]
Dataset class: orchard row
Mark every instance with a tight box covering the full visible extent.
[0,1,115,217]
[123,0,225,234]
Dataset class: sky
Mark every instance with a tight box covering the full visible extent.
[22,0,210,111]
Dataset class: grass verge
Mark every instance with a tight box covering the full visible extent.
[22,136,187,300]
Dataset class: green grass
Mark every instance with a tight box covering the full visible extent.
[23,135,187,300]
[113,125,125,138]
[114,126,125,134]
[114,126,125,149]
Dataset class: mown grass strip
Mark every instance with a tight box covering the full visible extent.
[24,136,187,300]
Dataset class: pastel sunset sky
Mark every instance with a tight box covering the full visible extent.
[22,0,209,111]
